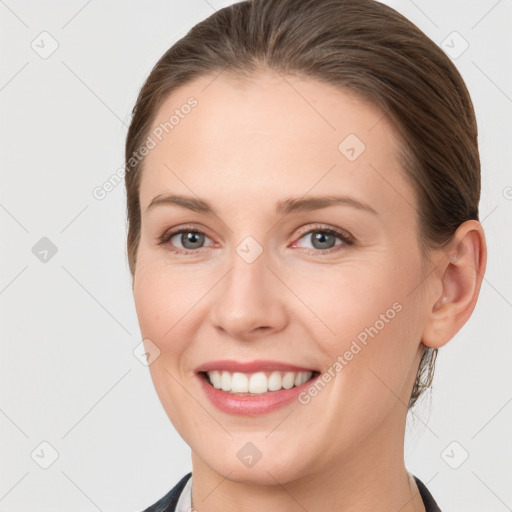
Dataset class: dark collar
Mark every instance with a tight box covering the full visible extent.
[142,473,442,511]
[141,472,192,512]
[413,475,443,511]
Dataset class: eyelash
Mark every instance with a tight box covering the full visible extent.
[157,223,355,256]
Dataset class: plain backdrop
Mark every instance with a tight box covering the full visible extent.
[1,1,511,511]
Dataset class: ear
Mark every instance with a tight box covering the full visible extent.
[421,220,487,349]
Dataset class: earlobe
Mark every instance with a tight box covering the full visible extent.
[421,220,487,349]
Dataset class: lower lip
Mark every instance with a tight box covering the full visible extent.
[196,372,319,416]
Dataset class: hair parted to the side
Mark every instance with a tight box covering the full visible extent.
[124,0,480,409]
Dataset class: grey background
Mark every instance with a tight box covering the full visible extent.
[1,0,511,510]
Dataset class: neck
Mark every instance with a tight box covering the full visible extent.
[189,402,426,512]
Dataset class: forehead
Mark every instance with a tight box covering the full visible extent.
[139,71,409,217]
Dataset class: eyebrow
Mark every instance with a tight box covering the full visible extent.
[145,193,378,216]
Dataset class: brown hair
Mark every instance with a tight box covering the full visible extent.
[125,0,480,409]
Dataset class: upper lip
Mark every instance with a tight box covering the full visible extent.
[195,360,318,373]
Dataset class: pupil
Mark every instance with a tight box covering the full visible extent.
[312,232,334,249]
[182,231,204,249]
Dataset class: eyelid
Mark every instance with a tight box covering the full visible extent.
[293,222,354,242]
[161,223,213,239]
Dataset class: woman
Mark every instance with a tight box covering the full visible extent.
[125,0,487,510]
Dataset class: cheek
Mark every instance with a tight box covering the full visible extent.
[133,261,202,433]
[133,257,202,343]
[293,257,407,350]
[133,269,171,341]
[319,288,410,386]
[301,253,424,397]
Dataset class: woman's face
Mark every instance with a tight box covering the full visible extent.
[133,71,437,483]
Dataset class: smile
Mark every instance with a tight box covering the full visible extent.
[194,360,321,416]
[203,370,316,394]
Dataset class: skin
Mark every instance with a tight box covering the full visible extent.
[132,70,486,512]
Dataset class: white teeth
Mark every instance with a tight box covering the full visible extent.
[221,370,231,391]
[268,371,282,391]
[205,370,313,394]
[231,372,249,393]
[249,372,267,393]
[282,372,295,389]
[209,370,222,389]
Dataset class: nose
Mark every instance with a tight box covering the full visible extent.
[209,244,288,340]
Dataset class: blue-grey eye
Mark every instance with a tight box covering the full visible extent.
[309,231,337,250]
[174,231,205,249]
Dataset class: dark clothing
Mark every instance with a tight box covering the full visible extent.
[142,473,191,512]
[142,472,442,511]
